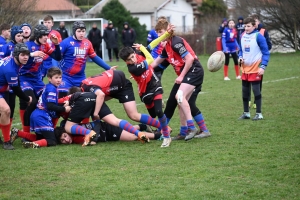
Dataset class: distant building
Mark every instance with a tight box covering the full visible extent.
[85,0,202,32]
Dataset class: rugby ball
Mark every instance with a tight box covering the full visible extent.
[207,51,225,72]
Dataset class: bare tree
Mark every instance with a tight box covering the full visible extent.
[0,0,41,26]
[232,0,300,51]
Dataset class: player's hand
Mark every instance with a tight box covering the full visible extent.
[93,113,100,121]
[27,96,32,105]
[31,51,46,58]
[258,68,265,76]
[238,58,244,66]
[65,106,71,113]
[160,41,167,47]
[167,24,175,34]
[132,43,142,50]
[63,101,69,107]
[110,66,118,70]
[175,76,183,84]
[50,34,59,45]
[129,75,135,80]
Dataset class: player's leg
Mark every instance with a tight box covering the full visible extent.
[0,97,14,150]
[251,81,263,120]
[232,52,240,79]
[239,80,251,119]
[107,48,112,61]
[223,53,230,80]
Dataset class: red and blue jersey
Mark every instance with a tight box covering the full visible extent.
[59,36,96,79]
[0,57,20,93]
[0,41,15,59]
[0,36,6,48]
[36,83,59,118]
[222,27,239,52]
[19,41,54,76]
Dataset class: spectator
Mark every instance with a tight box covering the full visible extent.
[218,18,228,34]
[103,21,119,62]
[121,22,136,47]
[236,16,245,46]
[56,21,69,40]
[87,23,102,58]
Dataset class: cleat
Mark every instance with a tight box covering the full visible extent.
[224,77,230,81]
[236,75,241,80]
[252,113,263,121]
[238,112,250,119]
[171,134,186,141]
[82,130,97,146]
[22,141,39,149]
[3,141,15,150]
[161,137,171,147]
[252,103,256,109]
[194,131,211,139]
[185,128,198,141]
[10,127,19,144]
[137,132,150,143]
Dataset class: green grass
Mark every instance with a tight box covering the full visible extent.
[1,53,300,199]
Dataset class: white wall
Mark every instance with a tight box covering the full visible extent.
[131,14,151,30]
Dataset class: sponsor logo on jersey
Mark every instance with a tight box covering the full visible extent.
[11,77,18,80]
[179,47,187,54]
[73,47,86,58]
[70,41,74,46]
[174,43,183,48]
[49,92,56,96]
[106,86,118,93]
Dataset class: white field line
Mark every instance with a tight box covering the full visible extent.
[11,76,298,126]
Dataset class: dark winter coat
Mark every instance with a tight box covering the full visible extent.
[103,27,119,49]
[87,28,102,46]
[56,27,69,40]
[121,26,136,47]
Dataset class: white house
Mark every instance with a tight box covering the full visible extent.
[85,0,201,32]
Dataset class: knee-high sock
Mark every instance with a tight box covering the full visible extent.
[224,65,228,77]
[17,130,37,141]
[158,115,170,138]
[235,65,240,76]
[193,113,208,132]
[119,120,139,136]
[180,126,188,136]
[1,123,11,142]
[70,125,91,135]
[34,139,47,147]
[140,114,160,129]
[187,119,196,131]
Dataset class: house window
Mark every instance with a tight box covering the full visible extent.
[167,16,171,23]
[182,15,186,33]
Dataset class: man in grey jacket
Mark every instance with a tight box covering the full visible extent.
[103,21,119,62]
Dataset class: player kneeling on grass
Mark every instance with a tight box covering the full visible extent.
[11,67,71,149]
[238,17,270,120]
[118,25,175,147]
[54,120,162,145]
[0,44,32,150]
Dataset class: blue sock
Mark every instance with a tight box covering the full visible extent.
[119,120,139,136]
[193,113,208,132]
[140,114,160,129]
[70,125,91,135]
[180,126,188,136]
[187,119,196,130]
[159,115,170,138]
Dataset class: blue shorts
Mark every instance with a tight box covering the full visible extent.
[58,75,85,93]
[19,76,45,96]
[30,109,54,133]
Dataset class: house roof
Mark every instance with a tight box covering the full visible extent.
[34,0,81,12]
[86,0,201,15]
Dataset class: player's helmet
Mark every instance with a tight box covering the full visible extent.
[11,26,23,43]
[12,43,30,58]
[33,24,49,40]
[72,21,86,35]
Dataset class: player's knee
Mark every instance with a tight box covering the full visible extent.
[175,90,184,104]
[127,112,139,121]
[155,109,163,118]
[2,107,11,117]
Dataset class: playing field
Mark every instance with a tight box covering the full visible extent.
[1,52,299,199]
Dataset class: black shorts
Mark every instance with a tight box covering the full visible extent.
[68,93,112,123]
[93,121,122,142]
[181,60,204,87]
[109,79,135,103]
[140,86,163,105]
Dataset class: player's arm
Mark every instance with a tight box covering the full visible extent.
[150,49,167,69]
[48,44,62,61]
[147,24,175,51]
[135,44,154,65]
[91,56,111,70]
[6,72,31,103]
[58,95,71,104]
[93,89,105,120]
[257,34,270,69]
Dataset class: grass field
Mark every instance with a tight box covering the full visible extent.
[1,52,299,199]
